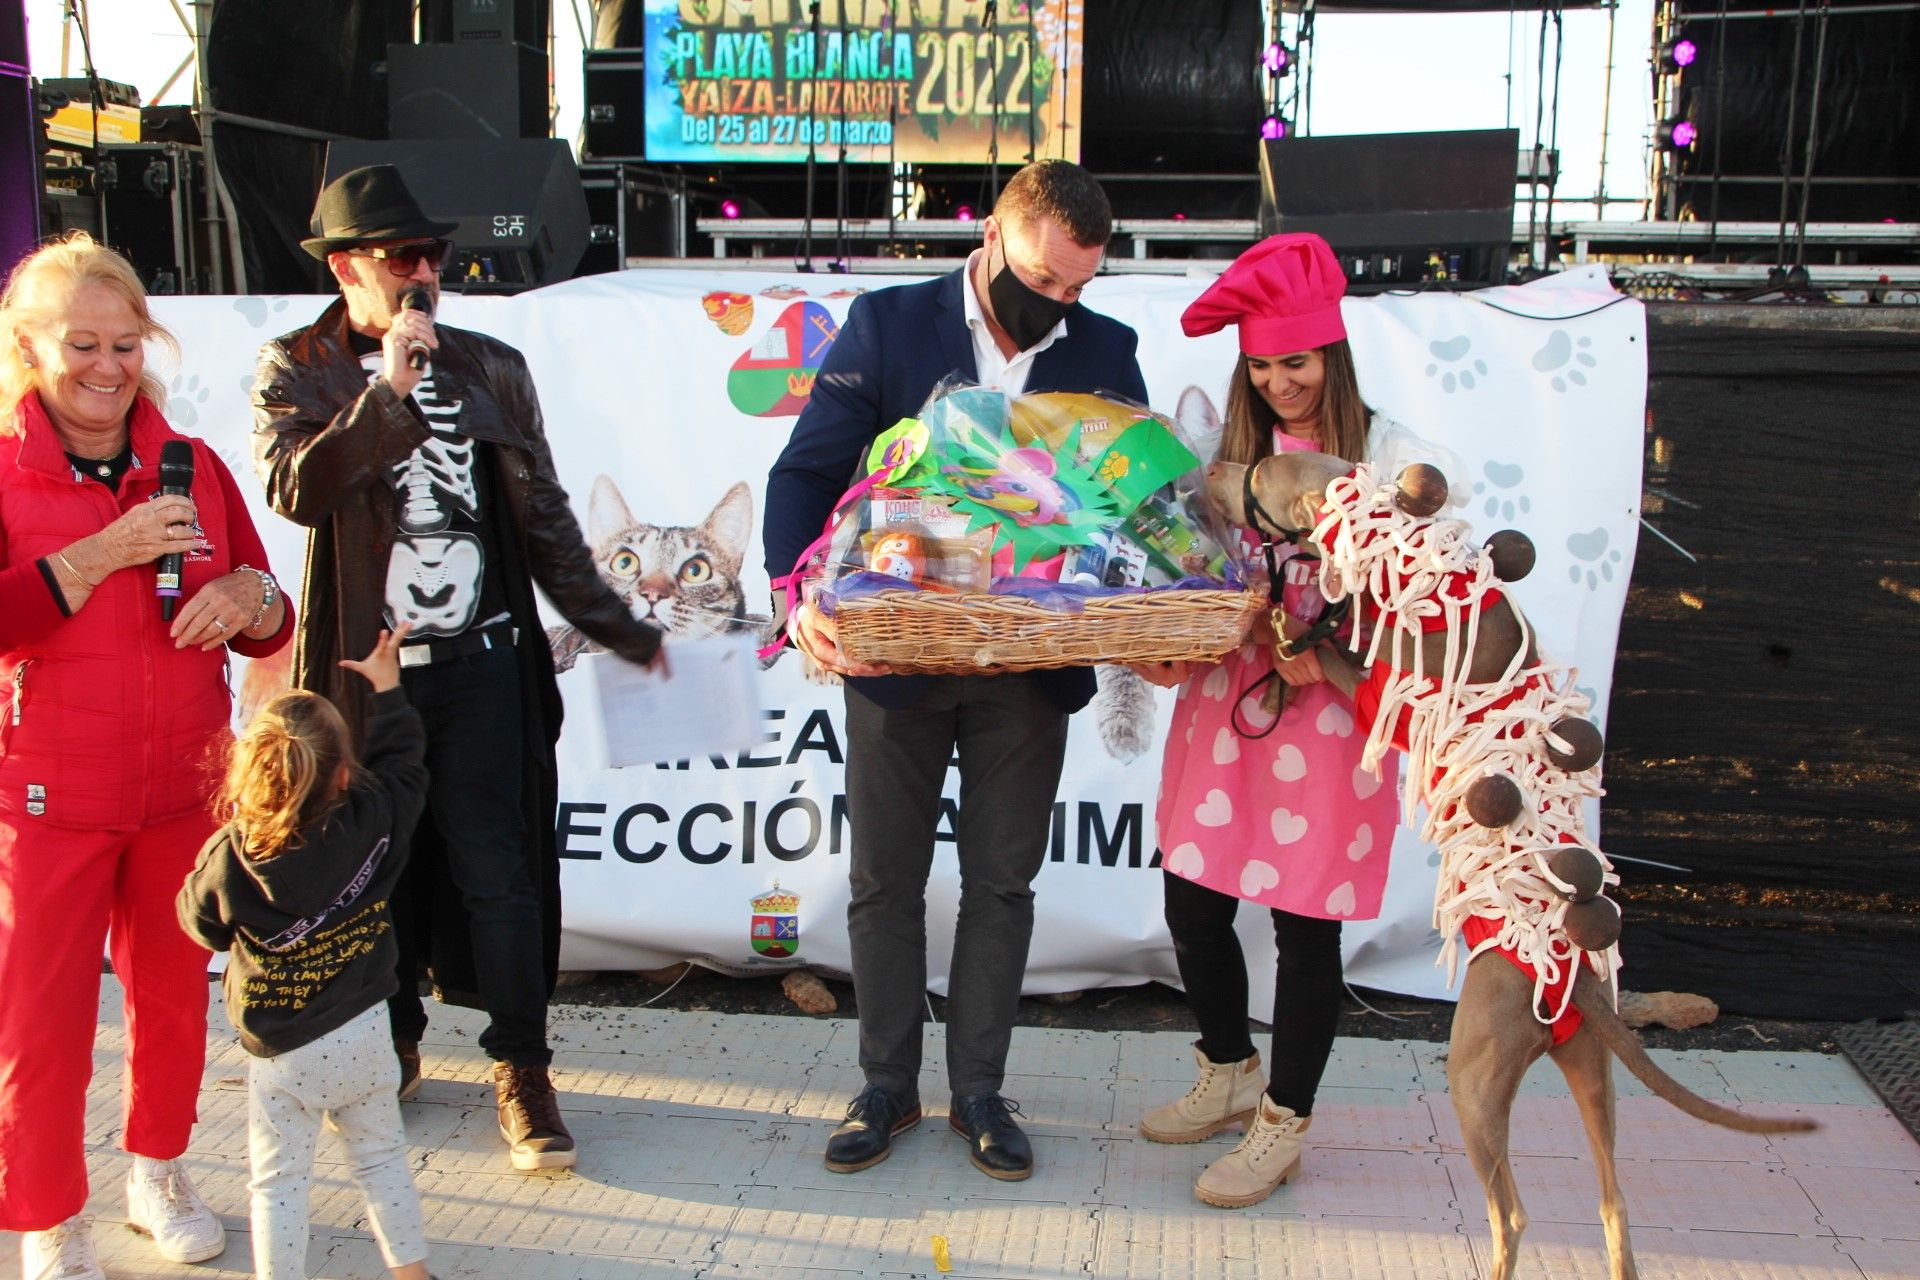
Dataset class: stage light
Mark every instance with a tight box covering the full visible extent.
[954,204,976,221]
[1260,115,1288,141]
[720,199,742,219]
[1656,119,1697,150]
[1263,43,1290,75]
[1658,36,1697,73]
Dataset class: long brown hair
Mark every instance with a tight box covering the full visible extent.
[219,692,363,859]
[1216,339,1370,468]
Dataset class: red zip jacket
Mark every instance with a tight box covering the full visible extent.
[0,393,293,830]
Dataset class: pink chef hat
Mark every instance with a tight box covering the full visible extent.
[1180,233,1348,354]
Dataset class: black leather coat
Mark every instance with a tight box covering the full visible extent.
[251,295,660,1005]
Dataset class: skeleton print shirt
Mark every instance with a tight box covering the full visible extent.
[351,333,511,640]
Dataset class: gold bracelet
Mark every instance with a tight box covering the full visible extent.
[53,550,96,589]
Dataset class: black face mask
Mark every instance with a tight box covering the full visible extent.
[988,241,1072,351]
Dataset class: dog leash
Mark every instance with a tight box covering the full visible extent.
[1231,460,1351,738]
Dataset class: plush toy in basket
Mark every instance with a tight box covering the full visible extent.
[785,382,1263,674]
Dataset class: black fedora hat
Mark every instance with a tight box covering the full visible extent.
[301,164,458,260]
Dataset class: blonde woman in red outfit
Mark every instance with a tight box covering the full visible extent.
[0,234,292,1279]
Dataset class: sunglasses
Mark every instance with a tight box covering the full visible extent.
[353,239,452,277]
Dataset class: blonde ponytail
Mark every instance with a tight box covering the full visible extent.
[220,692,361,859]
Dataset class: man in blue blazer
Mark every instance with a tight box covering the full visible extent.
[764,161,1148,1182]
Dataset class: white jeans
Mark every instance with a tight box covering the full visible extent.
[247,1005,427,1278]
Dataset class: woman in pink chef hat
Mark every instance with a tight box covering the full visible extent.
[1129,233,1404,1208]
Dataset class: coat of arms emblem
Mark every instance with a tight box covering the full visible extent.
[749,884,800,959]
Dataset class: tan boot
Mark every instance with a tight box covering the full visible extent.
[1139,1046,1266,1144]
[1194,1096,1309,1208]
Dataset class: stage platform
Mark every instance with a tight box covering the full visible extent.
[6,977,1917,1279]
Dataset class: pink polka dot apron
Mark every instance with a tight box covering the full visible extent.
[1155,433,1400,921]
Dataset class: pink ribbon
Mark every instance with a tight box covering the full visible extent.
[757,462,897,662]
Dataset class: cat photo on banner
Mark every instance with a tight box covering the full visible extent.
[546,476,776,672]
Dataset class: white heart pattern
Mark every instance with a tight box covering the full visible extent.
[1271,807,1309,845]
[1195,789,1233,827]
[1212,728,1241,765]
[1346,823,1373,861]
[1165,842,1205,878]
[1324,880,1358,916]
[1316,703,1355,738]
[1202,665,1231,701]
[1272,744,1308,782]
[1352,762,1383,799]
[1239,859,1281,897]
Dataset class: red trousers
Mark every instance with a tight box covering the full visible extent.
[0,809,213,1230]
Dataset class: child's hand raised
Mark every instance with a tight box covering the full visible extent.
[338,624,412,693]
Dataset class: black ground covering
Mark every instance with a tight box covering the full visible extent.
[1605,308,1919,1020]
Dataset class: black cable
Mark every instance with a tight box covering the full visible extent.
[1525,7,1549,273]
[1773,0,1808,271]
[1707,0,1729,253]
[834,1,849,270]
[65,0,106,242]
[1025,0,1036,161]
[984,0,1000,208]
[1544,7,1563,271]
[1792,0,1831,271]
[799,1,821,272]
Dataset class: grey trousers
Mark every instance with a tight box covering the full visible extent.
[842,675,1070,1099]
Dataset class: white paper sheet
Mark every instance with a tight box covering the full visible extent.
[582,637,765,768]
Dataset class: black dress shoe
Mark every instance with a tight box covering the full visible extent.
[949,1092,1033,1181]
[824,1083,922,1173]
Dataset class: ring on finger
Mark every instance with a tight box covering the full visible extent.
[213,619,228,631]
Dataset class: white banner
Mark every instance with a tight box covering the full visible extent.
[151,264,1643,1010]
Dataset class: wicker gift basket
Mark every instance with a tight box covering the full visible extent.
[789,383,1261,674]
[831,585,1263,674]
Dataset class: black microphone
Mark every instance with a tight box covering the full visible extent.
[155,439,194,621]
[398,284,433,371]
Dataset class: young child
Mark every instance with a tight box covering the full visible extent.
[178,627,435,1280]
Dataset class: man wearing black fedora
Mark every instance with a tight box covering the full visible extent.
[250,163,666,1172]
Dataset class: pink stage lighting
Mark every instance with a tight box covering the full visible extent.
[1260,116,1287,141]
[720,199,742,219]
[1263,43,1289,75]
[954,205,976,221]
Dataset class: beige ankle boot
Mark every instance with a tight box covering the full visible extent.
[1194,1096,1309,1208]
[1139,1046,1266,1143]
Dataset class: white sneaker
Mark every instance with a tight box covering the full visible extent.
[125,1157,226,1263]
[21,1214,104,1280]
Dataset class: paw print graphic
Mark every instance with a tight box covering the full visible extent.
[232,296,291,330]
[1424,335,1488,393]
[166,373,210,432]
[1097,452,1131,485]
[1533,330,1597,392]
[1567,527,1625,589]
[1471,460,1532,521]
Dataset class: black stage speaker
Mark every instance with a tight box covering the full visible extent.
[582,48,646,161]
[97,143,212,294]
[325,139,587,292]
[579,162,687,272]
[1260,129,1519,289]
[1,3,37,276]
[388,42,546,139]
[425,0,547,45]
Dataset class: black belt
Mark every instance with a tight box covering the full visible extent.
[396,622,518,669]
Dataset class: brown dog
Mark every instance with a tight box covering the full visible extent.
[1208,452,1814,1280]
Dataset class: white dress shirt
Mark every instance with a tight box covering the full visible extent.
[960,248,1068,395]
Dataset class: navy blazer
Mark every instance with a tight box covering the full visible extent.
[764,266,1150,712]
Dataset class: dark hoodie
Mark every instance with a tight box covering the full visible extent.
[178,687,428,1058]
